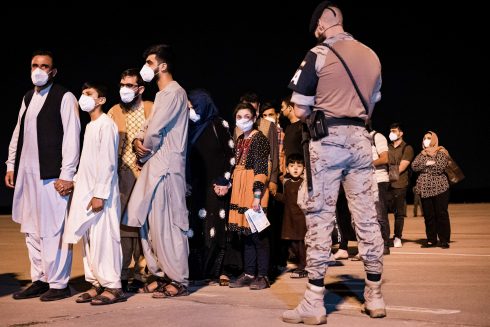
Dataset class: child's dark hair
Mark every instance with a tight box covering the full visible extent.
[81,82,108,98]
[287,153,304,165]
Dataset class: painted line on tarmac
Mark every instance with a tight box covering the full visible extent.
[391,251,490,257]
[328,303,460,314]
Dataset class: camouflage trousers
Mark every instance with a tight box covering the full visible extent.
[298,125,384,279]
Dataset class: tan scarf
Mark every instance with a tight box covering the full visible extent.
[421,131,448,157]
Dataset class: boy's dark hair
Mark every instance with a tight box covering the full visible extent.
[287,153,304,165]
[32,49,55,68]
[121,68,144,86]
[82,82,108,98]
[143,44,175,74]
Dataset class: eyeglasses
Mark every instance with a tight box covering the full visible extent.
[119,83,139,89]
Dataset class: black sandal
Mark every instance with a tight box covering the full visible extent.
[138,277,169,293]
[90,288,127,305]
[76,285,104,303]
[152,280,189,298]
[290,269,308,279]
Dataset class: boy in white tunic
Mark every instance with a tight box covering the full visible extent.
[64,82,126,305]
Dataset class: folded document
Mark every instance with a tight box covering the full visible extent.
[245,208,270,233]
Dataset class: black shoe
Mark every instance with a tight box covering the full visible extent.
[383,246,390,255]
[127,279,145,293]
[249,276,270,290]
[121,280,129,293]
[439,242,450,249]
[40,286,71,301]
[229,273,254,288]
[13,280,49,300]
[421,242,437,248]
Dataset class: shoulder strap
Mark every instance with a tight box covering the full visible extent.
[321,42,369,115]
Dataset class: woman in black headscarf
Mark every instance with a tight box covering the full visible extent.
[186,89,235,283]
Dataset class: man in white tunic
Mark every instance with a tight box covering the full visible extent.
[125,44,190,298]
[4,50,80,301]
[64,82,126,305]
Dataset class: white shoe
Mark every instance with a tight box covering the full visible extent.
[333,249,349,260]
[393,237,402,248]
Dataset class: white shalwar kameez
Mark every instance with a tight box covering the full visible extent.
[64,113,122,288]
[6,85,80,289]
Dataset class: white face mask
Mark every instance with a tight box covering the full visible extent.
[31,68,50,86]
[236,118,254,132]
[264,116,276,124]
[140,64,156,82]
[120,87,136,103]
[189,108,201,122]
[389,132,398,142]
[79,94,96,112]
[423,139,432,148]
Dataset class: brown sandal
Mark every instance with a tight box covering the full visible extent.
[152,280,189,299]
[90,288,127,305]
[76,285,104,303]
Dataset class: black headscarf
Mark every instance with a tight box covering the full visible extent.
[188,89,219,146]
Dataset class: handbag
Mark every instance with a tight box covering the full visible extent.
[388,164,400,182]
[445,154,465,185]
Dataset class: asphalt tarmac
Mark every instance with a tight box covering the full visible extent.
[1,203,489,326]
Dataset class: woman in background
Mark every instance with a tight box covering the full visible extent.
[411,131,451,249]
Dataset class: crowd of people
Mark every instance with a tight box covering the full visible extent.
[4,1,456,324]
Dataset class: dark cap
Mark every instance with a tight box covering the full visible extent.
[309,1,337,33]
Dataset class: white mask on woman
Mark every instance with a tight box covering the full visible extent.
[423,139,432,148]
[236,118,253,132]
[78,94,96,112]
[189,108,201,122]
[119,87,136,103]
[31,68,49,86]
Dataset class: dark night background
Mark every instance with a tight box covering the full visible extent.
[1,1,488,212]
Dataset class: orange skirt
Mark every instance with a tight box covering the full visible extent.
[229,165,269,231]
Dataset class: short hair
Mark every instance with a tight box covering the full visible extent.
[239,91,260,104]
[287,153,304,165]
[309,1,339,33]
[233,102,257,119]
[120,68,144,86]
[31,49,55,68]
[143,44,175,74]
[259,102,277,115]
[282,94,294,107]
[390,122,403,132]
[82,82,108,98]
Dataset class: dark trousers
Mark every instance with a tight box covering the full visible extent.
[421,190,451,244]
[376,182,391,246]
[244,231,270,277]
[289,240,306,270]
[336,188,356,250]
[121,236,144,281]
[389,187,408,239]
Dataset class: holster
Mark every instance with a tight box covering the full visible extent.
[306,110,328,141]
